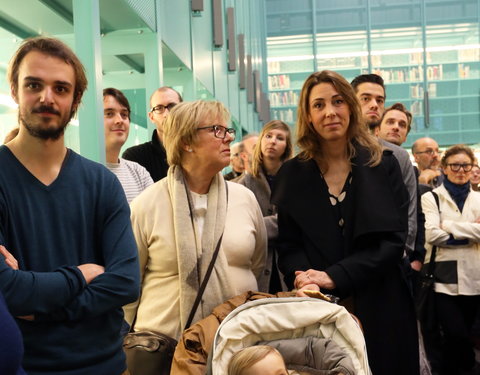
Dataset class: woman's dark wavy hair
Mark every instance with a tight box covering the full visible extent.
[441,144,475,168]
[296,70,382,166]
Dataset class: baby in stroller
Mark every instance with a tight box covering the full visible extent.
[172,292,370,375]
[228,344,352,375]
[208,296,369,375]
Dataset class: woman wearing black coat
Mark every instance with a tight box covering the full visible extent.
[272,70,419,375]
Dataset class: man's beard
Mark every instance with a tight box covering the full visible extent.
[367,119,380,132]
[19,105,71,141]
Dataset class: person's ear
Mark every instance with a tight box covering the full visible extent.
[307,113,312,125]
[11,86,18,104]
[183,143,193,153]
[148,110,155,123]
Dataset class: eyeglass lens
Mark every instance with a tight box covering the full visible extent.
[449,163,473,172]
[421,150,439,155]
[152,103,177,114]
[214,125,236,139]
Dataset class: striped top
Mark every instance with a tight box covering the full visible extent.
[106,158,153,203]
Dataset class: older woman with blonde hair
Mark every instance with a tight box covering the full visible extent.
[237,120,293,293]
[272,70,419,375]
[124,100,266,346]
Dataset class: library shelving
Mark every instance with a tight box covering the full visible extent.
[266,0,480,147]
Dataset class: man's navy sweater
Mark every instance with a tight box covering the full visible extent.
[0,146,140,375]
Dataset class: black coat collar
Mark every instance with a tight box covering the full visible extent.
[272,146,405,254]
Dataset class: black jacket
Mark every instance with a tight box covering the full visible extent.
[272,145,419,375]
[122,130,168,182]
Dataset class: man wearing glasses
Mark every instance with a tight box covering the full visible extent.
[123,86,182,182]
[412,137,443,188]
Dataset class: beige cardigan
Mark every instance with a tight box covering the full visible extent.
[124,180,267,340]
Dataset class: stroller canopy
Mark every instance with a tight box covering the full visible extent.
[208,297,371,375]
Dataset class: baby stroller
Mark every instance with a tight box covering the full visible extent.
[206,296,371,375]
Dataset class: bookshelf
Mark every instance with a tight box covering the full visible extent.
[266,18,480,146]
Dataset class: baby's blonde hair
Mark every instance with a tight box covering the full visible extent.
[228,345,286,375]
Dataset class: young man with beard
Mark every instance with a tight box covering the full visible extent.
[351,73,386,131]
[0,37,139,375]
[351,74,421,270]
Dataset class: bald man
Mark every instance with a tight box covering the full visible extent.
[412,137,443,188]
[122,87,182,181]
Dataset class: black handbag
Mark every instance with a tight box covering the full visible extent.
[123,331,178,375]
[123,232,225,375]
[416,191,439,332]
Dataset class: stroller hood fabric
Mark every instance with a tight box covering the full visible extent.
[208,297,371,375]
[260,336,356,375]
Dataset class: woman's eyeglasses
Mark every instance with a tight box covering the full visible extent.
[447,163,474,172]
[197,125,236,140]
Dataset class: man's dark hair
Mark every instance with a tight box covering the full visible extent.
[8,36,87,118]
[351,74,385,94]
[103,88,131,119]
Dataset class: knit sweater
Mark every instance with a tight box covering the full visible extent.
[106,158,153,203]
[0,146,140,375]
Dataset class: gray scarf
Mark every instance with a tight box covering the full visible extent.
[167,166,235,328]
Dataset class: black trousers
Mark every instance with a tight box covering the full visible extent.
[435,293,480,373]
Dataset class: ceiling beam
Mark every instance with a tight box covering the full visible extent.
[115,55,145,74]
[37,0,145,74]
[38,0,74,24]
[0,12,37,39]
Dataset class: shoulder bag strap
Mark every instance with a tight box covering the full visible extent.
[184,180,229,330]
[426,191,440,277]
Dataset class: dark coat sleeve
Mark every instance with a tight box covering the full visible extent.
[411,182,427,263]
[276,205,312,288]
